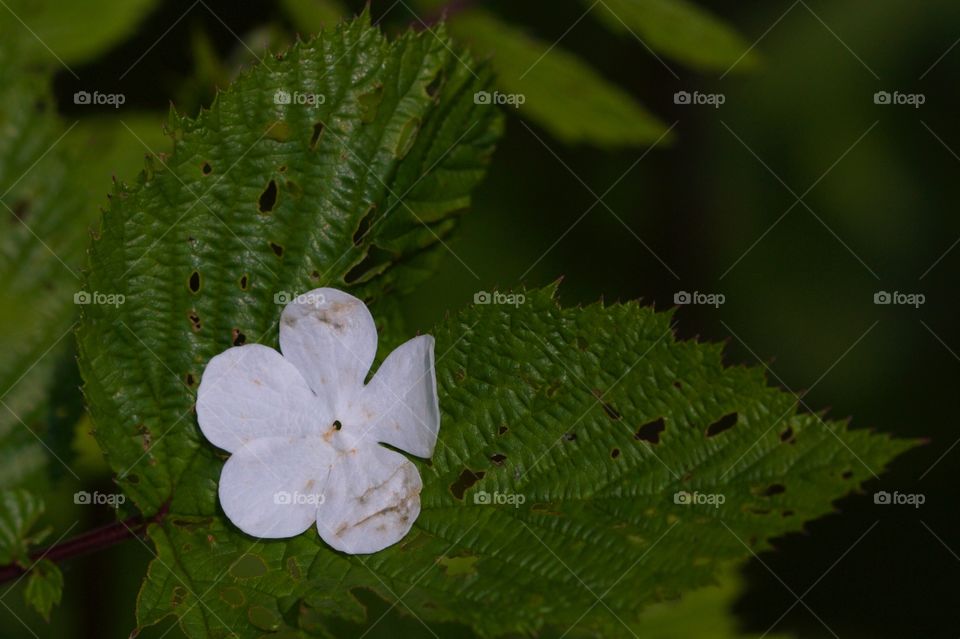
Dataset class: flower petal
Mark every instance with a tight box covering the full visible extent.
[219,437,334,539]
[197,344,330,453]
[316,445,422,554]
[350,335,440,458]
[279,288,377,414]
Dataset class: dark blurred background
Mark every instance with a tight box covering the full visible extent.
[3,0,957,636]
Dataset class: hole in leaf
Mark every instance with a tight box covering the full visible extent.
[635,418,666,444]
[353,206,376,245]
[780,426,794,442]
[344,245,394,284]
[673,381,682,390]
[592,390,621,420]
[11,199,30,222]
[232,329,246,346]
[761,483,786,497]
[239,274,249,290]
[497,424,508,435]
[171,586,187,607]
[425,73,443,97]
[269,242,284,257]
[450,469,485,500]
[310,270,320,280]
[563,432,577,442]
[841,470,854,479]
[333,420,342,431]
[188,311,202,331]
[574,336,588,351]
[126,473,140,484]
[201,161,212,175]
[188,270,201,293]
[706,412,738,437]
[185,373,196,387]
[258,180,278,213]
[610,448,620,459]
[490,453,506,466]
[310,122,324,149]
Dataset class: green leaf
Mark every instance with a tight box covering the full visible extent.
[632,564,792,638]
[0,489,48,565]
[449,9,668,147]
[588,0,758,72]
[0,38,88,487]
[0,48,158,487]
[133,287,910,638]
[2,0,158,66]
[23,559,63,621]
[78,14,502,517]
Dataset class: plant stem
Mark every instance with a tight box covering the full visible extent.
[0,505,166,584]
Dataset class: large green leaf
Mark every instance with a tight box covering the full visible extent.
[0,36,88,487]
[588,0,758,72]
[78,14,502,516]
[449,9,668,147]
[0,36,164,485]
[133,287,909,638]
[1,0,157,66]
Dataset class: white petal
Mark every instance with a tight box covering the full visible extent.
[316,445,422,554]
[197,344,330,453]
[350,335,440,458]
[219,437,334,539]
[279,288,377,415]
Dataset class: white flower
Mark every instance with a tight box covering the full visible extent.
[196,288,440,554]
